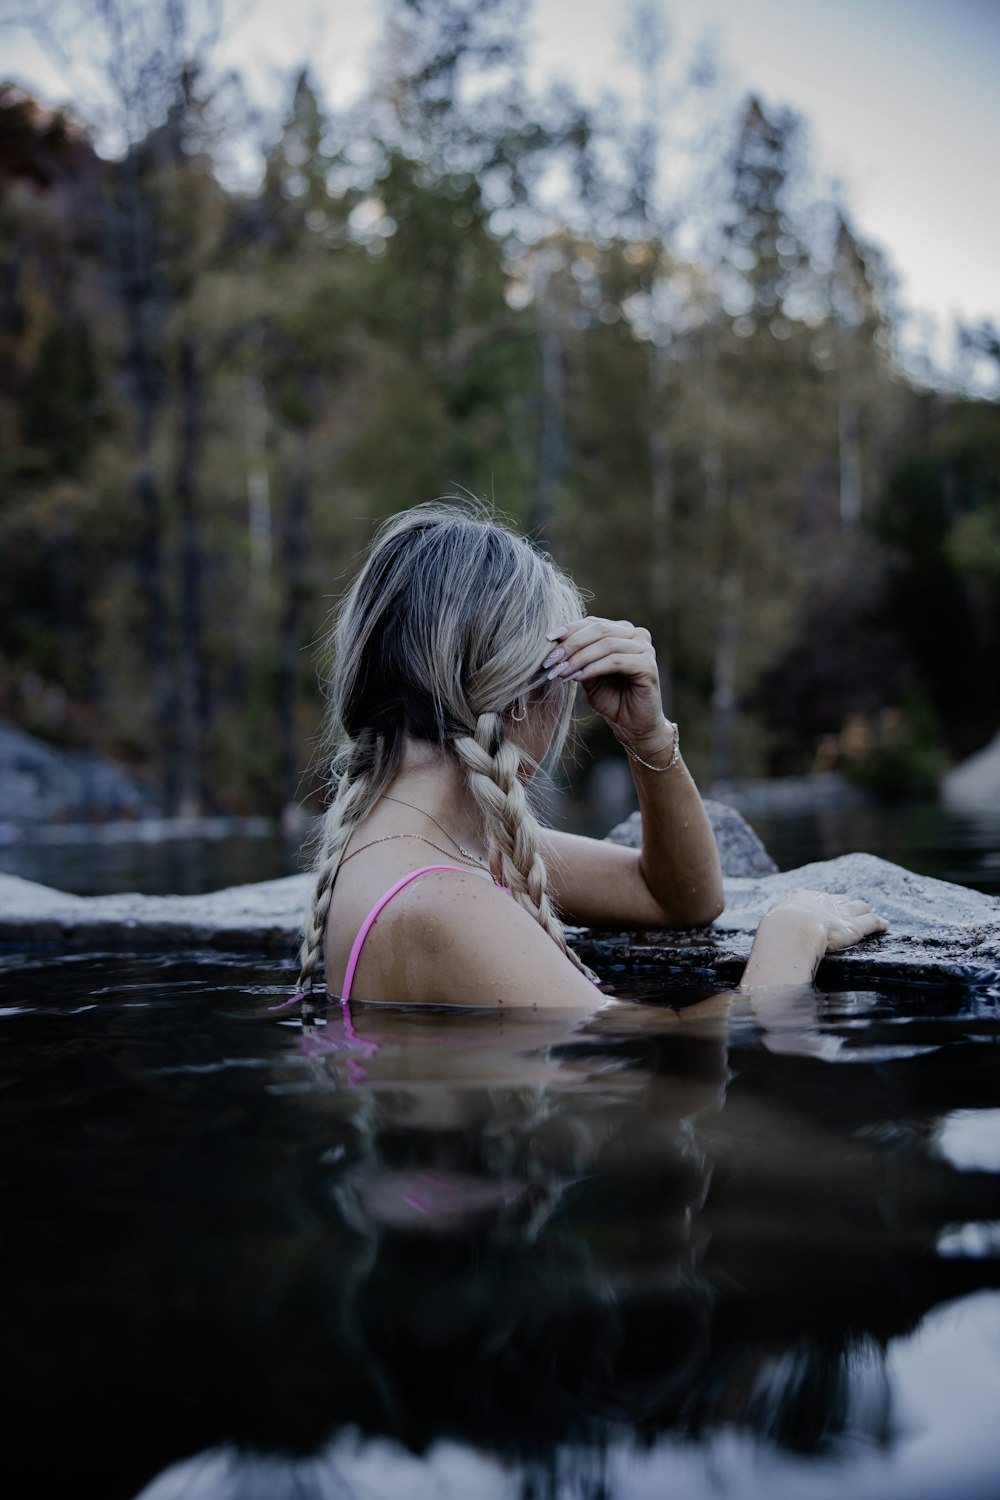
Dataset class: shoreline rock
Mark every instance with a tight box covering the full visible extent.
[942,730,1000,811]
[0,719,159,824]
[0,871,306,953]
[2,851,997,985]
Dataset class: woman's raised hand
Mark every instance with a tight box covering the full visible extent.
[544,617,665,745]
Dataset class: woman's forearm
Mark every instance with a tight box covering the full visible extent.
[624,720,725,927]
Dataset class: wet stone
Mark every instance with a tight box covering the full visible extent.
[0,871,307,952]
[573,851,1000,988]
[606,799,779,878]
[1,832,998,986]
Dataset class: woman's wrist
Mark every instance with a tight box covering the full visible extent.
[615,717,680,772]
[760,903,827,950]
[740,905,827,988]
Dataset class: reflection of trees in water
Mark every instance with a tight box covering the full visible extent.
[204,1009,931,1463]
[7,983,1000,1500]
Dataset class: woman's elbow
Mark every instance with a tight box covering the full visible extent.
[654,886,725,930]
[684,889,726,928]
[639,855,726,928]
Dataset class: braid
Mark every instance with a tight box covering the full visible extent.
[296,773,372,993]
[452,712,594,979]
[296,728,403,994]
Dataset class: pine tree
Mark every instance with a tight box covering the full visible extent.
[698,96,826,779]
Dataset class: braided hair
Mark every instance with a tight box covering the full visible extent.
[296,501,589,994]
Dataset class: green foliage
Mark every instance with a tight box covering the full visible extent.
[873,400,1000,753]
[846,696,950,802]
[20,319,104,475]
[949,506,1000,581]
[940,399,1000,584]
[1,12,997,814]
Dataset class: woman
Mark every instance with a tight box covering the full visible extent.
[295,503,886,1008]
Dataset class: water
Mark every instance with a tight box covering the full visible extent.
[4,950,1000,1500]
[2,799,997,897]
[0,827,298,896]
[749,801,1000,897]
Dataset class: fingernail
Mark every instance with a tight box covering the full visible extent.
[546,628,566,641]
[547,663,571,680]
[542,648,563,668]
[569,670,584,681]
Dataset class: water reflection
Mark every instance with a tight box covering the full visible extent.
[933,1108,1000,1171]
[134,1291,1000,1500]
[1,955,999,1500]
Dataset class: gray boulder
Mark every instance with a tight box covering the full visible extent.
[0,719,158,824]
[574,852,1000,987]
[607,799,778,877]
[0,871,308,950]
[942,730,1000,810]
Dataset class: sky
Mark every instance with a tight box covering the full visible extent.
[3,0,998,380]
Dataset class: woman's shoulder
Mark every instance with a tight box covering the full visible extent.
[326,860,504,1004]
[388,863,516,948]
[393,867,600,1009]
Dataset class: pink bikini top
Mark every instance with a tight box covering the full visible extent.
[270,862,600,1015]
[340,863,504,1001]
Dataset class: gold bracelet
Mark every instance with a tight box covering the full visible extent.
[615,718,681,772]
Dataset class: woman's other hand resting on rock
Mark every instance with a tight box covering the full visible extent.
[738,891,889,991]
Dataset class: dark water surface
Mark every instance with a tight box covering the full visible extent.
[749,800,1000,897]
[2,797,998,897]
[0,828,298,896]
[3,951,1000,1500]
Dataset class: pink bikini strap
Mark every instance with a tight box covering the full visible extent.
[340,864,474,1001]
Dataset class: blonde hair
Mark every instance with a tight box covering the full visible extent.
[296,501,587,994]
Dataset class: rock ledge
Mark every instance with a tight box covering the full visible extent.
[574,852,1000,987]
[2,851,997,985]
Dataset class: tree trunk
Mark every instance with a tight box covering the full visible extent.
[173,336,208,816]
[532,320,564,537]
[278,439,310,813]
[649,338,674,714]
[530,277,565,540]
[244,365,272,585]
[116,147,174,808]
[711,564,741,785]
[838,380,863,529]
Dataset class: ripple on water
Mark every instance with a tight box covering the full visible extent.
[1,949,998,1500]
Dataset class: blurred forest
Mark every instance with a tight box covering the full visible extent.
[1,0,998,817]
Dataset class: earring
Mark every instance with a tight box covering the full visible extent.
[510,700,527,722]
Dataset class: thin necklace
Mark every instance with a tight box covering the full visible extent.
[381,793,484,863]
[340,833,489,871]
